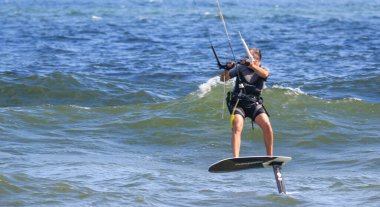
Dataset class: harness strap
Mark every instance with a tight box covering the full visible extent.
[252,103,263,119]
[250,102,263,132]
[230,99,240,129]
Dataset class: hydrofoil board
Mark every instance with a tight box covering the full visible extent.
[208,156,291,194]
[208,156,291,173]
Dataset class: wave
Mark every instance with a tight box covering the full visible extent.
[188,78,380,145]
[1,71,377,111]
[0,74,379,152]
[191,77,373,105]
[0,71,169,107]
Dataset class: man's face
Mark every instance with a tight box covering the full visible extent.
[253,53,260,62]
[249,50,260,61]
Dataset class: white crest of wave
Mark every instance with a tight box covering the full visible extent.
[272,84,306,95]
[197,76,220,98]
[195,76,233,98]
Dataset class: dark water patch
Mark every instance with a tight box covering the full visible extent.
[257,193,305,206]
[297,73,380,103]
[0,173,96,206]
[0,174,25,195]
[0,72,99,107]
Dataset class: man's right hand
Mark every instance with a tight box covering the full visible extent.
[226,62,236,70]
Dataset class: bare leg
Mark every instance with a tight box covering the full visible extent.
[231,114,244,157]
[254,113,273,156]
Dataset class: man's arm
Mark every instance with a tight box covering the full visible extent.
[220,69,230,81]
[220,62,235,82]
[249,63,270,79]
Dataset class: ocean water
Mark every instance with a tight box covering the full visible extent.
[0,0,379,206]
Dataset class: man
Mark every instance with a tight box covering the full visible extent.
[220,48,273,157]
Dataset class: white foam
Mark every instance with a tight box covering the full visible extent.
[284,191,301,195]
[196,76,233,98]
[197,76,220,98]
[91,15,102,21]
[343,97,362,102]
[272,84,306,95]
[69,105,91,110]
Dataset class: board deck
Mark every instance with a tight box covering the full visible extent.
[208,156,291,173]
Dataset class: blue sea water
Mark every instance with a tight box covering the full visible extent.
[0,0,379,206]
